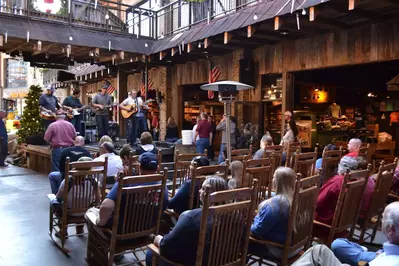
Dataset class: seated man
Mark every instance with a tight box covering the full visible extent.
[93,142,123,187]
[55,157,101,236]
[346,138,361,158]
[253,135,274,160]
[168,156,209,215]
[135,132,158,155]
[48,136,91,194]
[96,152,168,230]
[332,201,399,266]
[314,156,374,239]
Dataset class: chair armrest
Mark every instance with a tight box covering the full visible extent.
[47,193,56,201]
[148,244,161,256]
[313,220,332,229]
[249,236,284,248]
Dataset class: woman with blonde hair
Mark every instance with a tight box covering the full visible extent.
[228,161,244,189]
[249,166,299,259]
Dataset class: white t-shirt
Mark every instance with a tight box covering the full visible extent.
[94,153,123,186]
[192,124,199,141]
[121,96,144,117]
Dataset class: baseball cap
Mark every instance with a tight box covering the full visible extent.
[139,152,158,171]
[191,156,210,167]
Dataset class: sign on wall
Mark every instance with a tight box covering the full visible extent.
[6,59,28,89]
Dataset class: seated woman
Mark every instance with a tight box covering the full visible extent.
[167,156,209,215]
[228,160,244,189]
[253,135,274,160]
[249,166,299,259]
[56,157,101,235]
[135,132,158,155]
[146,176,229,266]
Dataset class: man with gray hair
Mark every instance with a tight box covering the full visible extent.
[253,134,274,160]
[48,136,91,194]
[331,201,399,265]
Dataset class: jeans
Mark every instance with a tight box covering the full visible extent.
[0,136,8,166]
[51,147,64,172]
[137,116,148,135]
[128,116,138,145]
[71,114,82,134]
[153,128,159,141]
[49,171,63,194]
[96,115,109,139]
[196,138,209,154]
[218,143,226,164]
[166,138,178,143]
[331,238,376,266]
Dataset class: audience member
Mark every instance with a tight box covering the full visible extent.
[228,161,244,189]
[216,114,236,164]
[249,167,300,259]
[314,156,374,239]
[48,136,91,194]
[192,116,200,143]
[44,110,76,172]
[315,144,338,170]
[392,164,399,195]
[346,138,361,158]
[117,144,134,179]
[135,132,158,155]
[0,110,8,167]
[55,157,101,236]
[165,117,179,143]
[93,142,123,186]
[281,111,298,148]
[208,115,217,161]
[95,135,113,158]
[332,202,399,266]
[95,152,168,230]
[253,135,274,160]
[194,112,213,154]
[146,176,229,266]
[168,156,209,215]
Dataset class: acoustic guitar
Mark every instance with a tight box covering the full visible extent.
[39,110,74,120]
[120,99,153,119]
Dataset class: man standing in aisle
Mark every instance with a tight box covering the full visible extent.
[119,89,147,145]
[44,110,76,172]
[62,88,86,134]
[92,85,112,139]
[0,110,8,167]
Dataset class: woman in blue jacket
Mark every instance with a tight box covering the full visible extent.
[249,166,300,260]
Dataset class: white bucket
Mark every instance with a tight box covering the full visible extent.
[181,130,193,145]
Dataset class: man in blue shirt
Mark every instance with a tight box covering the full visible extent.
[62,88,85,134]
[0,110,8,167]
[332,201,399,266]
[97,152,168,229]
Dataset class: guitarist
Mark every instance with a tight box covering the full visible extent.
[92,85,112,139]
[39,85,72,130]
[62,88,85,134]
[120,89,148,145]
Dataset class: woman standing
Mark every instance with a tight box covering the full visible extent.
[193,112,213,154]
[165,117,179,143]
[281,111,298,147]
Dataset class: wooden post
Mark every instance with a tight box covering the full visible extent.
[281,72,294,137]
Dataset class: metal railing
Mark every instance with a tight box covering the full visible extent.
[0,0,259,40]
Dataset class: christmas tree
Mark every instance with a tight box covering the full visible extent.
[17,85,44,143]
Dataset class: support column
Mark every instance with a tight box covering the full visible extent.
[118,67,128,138]
[281,71,294,137]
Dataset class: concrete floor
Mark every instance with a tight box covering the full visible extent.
[0,165,388,266]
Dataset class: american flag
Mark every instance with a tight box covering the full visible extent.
[208,59,221,99]
[141,71,155,98]
[105,80,116,95]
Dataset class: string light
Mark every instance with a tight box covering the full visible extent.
[253,13,258,20]
[302,9,306,15]
[69,35,73,41]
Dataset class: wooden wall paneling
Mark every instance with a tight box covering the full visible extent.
[281,72,293,136]
[324,33,334,67]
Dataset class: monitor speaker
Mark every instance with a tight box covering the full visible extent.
[239,59,255,87]
[57,70,75,82]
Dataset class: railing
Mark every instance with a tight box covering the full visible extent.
[0,0,259,40]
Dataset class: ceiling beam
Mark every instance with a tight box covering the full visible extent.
[33,43,58,56]
[328,2,383,20]
[6,41,32,53]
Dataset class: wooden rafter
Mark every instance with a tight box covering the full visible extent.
[187,43,193,53]
[309,6,315,21]
[247,25,255,38]
[33,43,57,56]
[224,32,232,44]
[159,51,167,60]
[204,38,211,49]
[171,47,177,56]
[274,16,280,31]
[6,41,32,53]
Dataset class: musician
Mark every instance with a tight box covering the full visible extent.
[39,85,72,130]
[92,85,112,139]
[62,88,84,134]
[119,89,148,145]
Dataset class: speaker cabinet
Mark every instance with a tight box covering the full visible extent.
[239,59,255,87]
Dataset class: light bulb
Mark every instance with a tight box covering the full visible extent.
[105,14,109,20]
[302,9,306,15]
[145,43,148,47]
[253,13,258,20]
[198,42,201,48]
[69,35,73,41]
[130,58,133,62]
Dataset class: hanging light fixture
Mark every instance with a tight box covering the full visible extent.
[302,9,306,15]
[37,40,42,51]
[26,30,30,42]
[253,13,258,20]
[105,14,110,20]
[69,35,73,41]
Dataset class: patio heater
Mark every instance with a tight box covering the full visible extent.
[201,81,254,162]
